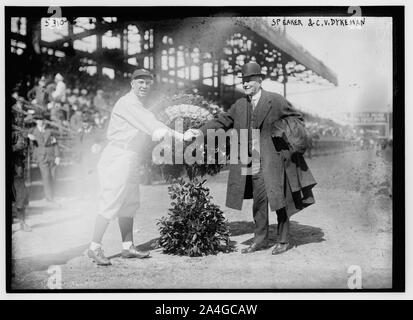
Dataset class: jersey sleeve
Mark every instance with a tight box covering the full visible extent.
[114,97,171,137]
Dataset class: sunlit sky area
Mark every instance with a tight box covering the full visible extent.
[264,17,393,120]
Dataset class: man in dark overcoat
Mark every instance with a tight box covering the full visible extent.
[186,62,317,254]
[28,113,61,202]
[12,110,31,231]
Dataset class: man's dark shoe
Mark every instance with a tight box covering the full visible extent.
[121,245,150,259]
[271,242,290,255]
[241,242,266,254]
[87,247,112,266]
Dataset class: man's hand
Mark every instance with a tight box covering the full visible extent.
[55,157,61,166]
[173,131,184,141]
[152,128,169,140]
[183,129,202,141]
[91,143,102,154]
[27,133,36,141]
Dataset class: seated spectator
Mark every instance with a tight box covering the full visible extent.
[52,73,67,103]
[61,102,71,121]
[46,76,56,100]
[70,109,83,134]
[68,88,79,106]
[50,102,65,123]
[93,89,110,114]
[78,89,91,108]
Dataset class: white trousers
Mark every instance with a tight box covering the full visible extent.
[97,145,140,220]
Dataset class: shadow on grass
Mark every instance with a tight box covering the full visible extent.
[105,219,324,260]
[11,204,57,220]
[134,236,237,256]
[11,244,90,278]
[28,213,84,229]
[229,220,325,248]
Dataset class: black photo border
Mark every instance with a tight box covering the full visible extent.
[4,5,405,293]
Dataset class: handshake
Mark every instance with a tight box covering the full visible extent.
[183,129,202,141]
[152,128,202,141]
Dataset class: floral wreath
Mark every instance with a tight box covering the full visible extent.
[147,93,226,181]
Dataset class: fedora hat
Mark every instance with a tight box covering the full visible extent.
[239,62,265,78]
[24,111,47,123]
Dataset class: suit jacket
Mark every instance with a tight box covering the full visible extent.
[12,129,28,175]
[30,127,60,165]
[27,85,48,107]
[200,89,316,213]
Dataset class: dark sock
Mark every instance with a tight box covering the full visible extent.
[276,208,289,243]
[92,214,110,244]
[17,208,25,223]
[118,217,134,243]
[279,220,290,243]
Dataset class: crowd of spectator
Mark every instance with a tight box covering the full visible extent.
[10,71,129,180]
[305,120,359,141]
[21,72,117,128]
[11,72,119,226]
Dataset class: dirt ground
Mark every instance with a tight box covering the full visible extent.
[10,149,392,290]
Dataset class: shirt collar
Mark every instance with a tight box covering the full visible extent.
[251,89,262,104]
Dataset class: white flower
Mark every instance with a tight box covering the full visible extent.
[188,105,201,113]
[179,104,190,113]
[91,143,102,154]
[200,109,211,117]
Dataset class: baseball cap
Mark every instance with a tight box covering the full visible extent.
[131,69,153,80]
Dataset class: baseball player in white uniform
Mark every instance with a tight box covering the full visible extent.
[87,69,185,266]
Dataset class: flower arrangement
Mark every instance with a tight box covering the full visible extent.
[157,178,231,257]
[149,93,226,181]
